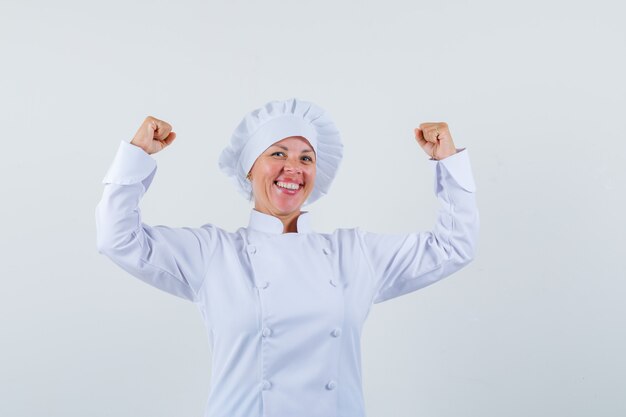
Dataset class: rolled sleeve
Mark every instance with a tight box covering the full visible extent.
[102,140,157,188]
[428,148,476,193]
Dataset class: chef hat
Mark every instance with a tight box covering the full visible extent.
[218,97,343,206]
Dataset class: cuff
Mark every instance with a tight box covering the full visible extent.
[102,140,157,185]
[428,148,476,192]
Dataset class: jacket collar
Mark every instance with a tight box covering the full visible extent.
[247,209,313,234]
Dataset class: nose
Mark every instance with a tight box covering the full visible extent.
[284,158,302,174]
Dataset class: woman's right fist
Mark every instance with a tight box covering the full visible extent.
[130,116,176,155]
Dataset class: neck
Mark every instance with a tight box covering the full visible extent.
[281,214,300,233]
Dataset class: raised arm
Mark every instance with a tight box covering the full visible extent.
[95,117,212,302]
[359,123,479,304]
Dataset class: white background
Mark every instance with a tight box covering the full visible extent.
[1,0,624,416]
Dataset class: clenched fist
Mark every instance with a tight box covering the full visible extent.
[414,122,457,160]
[130,116,177,155]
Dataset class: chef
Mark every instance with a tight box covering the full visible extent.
[95,97,479,417]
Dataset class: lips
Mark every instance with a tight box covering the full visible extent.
[273,181,302,195]
[276,180,301,189]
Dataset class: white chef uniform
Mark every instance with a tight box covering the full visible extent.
[95,139,479,417]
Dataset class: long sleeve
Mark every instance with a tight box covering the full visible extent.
[359,148,479,304]
[95,140,211,302]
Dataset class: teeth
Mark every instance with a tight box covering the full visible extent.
[276,181,300,190]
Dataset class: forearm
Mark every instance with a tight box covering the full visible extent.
[430,148,479,264]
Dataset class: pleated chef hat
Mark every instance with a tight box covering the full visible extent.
[218,97,343,206]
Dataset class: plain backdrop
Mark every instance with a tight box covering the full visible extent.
[1,0,624,416]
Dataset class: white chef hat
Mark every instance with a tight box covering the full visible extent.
[218,97,343,206]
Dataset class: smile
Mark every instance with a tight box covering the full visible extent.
[274,181,302,194]
[275,181,301,190]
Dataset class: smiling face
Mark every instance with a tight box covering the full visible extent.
[248,136,316,222]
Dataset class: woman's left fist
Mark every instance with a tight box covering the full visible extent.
[414,122,457,160]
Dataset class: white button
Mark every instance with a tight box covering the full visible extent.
[247,245,257,254]
[261,379,272,390]
[331,328,342,337]
[262,327,272,337]
[323,247,330,255]
[325,380,337,390]
[329,279,337,287]
[257,281,269,289]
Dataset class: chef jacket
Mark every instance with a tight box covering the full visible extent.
[95,140,479,417]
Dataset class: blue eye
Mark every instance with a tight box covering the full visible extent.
[302,156,314,162]
[271,151,286,157]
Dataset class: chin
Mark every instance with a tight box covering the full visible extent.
[268,187,310,214]
[272,201,304,215]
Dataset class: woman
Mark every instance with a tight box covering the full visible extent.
[95,97,479,417]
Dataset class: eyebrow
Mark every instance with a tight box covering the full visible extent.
[273,144,314,153]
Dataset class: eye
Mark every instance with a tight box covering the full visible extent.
[301,155,314,162]
[271,151,286,157]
